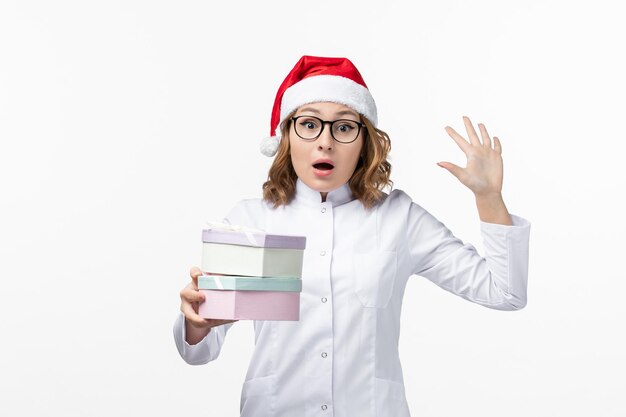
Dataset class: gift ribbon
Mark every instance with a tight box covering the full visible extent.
[213,275,224,290]
[205,221,263,247]
[200,274,225,290]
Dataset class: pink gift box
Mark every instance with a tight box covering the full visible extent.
[198,289,300,321]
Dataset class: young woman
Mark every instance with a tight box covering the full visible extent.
[174,55,531,417]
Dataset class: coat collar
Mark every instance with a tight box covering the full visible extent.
[294,178,354,208]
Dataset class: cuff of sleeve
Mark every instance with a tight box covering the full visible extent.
[174,312,211,363]
[480,213,531,234]
[478,213,531,309]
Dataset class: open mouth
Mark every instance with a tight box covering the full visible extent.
[313,162,334,171]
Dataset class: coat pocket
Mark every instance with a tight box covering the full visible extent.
[240,374,275,417]
[353,251,397,308]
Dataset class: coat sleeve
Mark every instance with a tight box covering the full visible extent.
[172,198,264,365]
[406,200,531,310]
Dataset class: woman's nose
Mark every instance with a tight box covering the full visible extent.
[317,124,334,151]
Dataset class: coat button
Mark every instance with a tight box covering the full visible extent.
[321,207,326,213]
[321,404,328,411]
[321,352,327,358]
[320,250,326,256]
[321,297,327,303]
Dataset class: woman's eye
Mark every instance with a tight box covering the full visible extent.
[337,123,354,132]
[299,120,319,130]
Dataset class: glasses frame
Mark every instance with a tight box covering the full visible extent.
[290,115,364,144]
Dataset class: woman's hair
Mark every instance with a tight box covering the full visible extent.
[262,110,392,209]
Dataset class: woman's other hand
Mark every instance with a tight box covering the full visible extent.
[438,116,512,225]
[437,116,504,198]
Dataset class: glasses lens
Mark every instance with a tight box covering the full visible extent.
[294,117,322,140]
[332,120,360,143]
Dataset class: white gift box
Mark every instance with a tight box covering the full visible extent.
[201,227,306,278]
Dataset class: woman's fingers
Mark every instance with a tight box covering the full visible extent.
[180,284,205,304]
[180,292,239,328]
[444,125,471,154]
[436,161,465,182]
[190,266,203,288]
[462,116,482,146]
[181,267,240,330]
[447,117,498,152]
[478,123,492,149]
[180,299,211,328]
[180,283,211,328]
[493,136,502,154]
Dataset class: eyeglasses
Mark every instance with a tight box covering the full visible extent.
[291,115,364,144]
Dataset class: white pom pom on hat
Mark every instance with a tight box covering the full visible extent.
[260,55,378,157]
[260,135,280,157]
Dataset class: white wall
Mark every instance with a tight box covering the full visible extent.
[1,1,623,416]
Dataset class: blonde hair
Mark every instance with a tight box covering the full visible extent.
[262,111,392,209]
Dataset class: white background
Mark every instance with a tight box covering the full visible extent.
[1,0,624,416]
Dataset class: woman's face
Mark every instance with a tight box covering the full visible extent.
[289,102,364,198]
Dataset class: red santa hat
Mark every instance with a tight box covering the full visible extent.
[260,55,378,157]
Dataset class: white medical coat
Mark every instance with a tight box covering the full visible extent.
[173,179,531,417]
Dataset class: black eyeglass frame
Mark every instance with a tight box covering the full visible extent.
[290,115,365,144]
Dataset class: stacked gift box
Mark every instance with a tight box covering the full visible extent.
[198,223,306,321]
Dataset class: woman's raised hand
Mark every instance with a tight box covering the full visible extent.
[437,116,504,198]
[180,266,238,343]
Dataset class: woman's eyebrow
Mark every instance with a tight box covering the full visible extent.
[298,107,321,114]
[335,110,359,118]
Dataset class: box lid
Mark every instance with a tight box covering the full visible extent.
[198,275,302,292]
[201,223,306,249]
